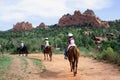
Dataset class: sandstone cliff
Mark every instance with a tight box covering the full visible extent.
[13,21,33,31]
[58,9,109,28]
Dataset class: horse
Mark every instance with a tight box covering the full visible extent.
[17,45,28,56]
[42,45,52,61]
[67,46,80,76]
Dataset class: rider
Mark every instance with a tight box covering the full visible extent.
[44,37,50,48]
[64,33,76,59]
[20,41,24,48]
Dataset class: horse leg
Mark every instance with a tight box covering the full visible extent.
[47,54,49,60]
[73,59,78,76]
[19,51,21,56]
[75,59,78,74]
[49,52,52,61]
[22,53,23,56]
[70,62,72,72]
[73,62,77,76]
[44,53,46,60]
[73,61,77,76]
[25,53,28,56]
[72,61,75,71]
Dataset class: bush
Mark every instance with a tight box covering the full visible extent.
[97,47,114,62]
[96,47,120,66]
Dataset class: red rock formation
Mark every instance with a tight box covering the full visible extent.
[37,22,48,28]
[58,9,109,28]
[83,9,96,16]
[13,21,33,31]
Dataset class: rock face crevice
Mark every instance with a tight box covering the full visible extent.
[13,21,33,32]
[58,9,109,28]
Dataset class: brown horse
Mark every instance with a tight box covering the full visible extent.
[43,46,52,61]
[67,46,80,76]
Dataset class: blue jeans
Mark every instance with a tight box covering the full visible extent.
[64,48,67,57]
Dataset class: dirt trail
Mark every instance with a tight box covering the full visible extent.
[5,56,24,80]
[2,54,120,80]
[2,55,41,80]
[28,54,120,80]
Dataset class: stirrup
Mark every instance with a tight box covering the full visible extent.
[64,56,67,59]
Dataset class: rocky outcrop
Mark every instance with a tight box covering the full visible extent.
[83,31,92,35]
[83,9,96,16]
[106,33,116,39]
[58,9,109,28]
[37,22,48,28]
[13,21,33,31]
[95,37,107,44]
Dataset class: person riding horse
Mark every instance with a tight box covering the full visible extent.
[41,38,50,53]
[64,33,76,59]
[64,33,80,76]
[17,41,28,56]
[42,38,52,61]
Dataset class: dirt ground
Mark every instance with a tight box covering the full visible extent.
[28,53,120,80]
[1,53,120,80]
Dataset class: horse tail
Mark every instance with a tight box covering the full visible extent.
[72,47,76,70]
[73,46,79,76]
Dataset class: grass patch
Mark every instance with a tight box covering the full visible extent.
[0,78,6,80]
[30,58,46,72]
[0,56,13,77]
[0,56,13,70]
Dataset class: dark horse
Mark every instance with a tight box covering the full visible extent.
[67,46,80,76]
[41,45,52,61]
[17,45,28,56]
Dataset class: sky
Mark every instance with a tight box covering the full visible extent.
[0,0,120,31]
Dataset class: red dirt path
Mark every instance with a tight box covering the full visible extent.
[28,54,120,80]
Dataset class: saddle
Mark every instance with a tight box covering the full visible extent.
[68,46,76,51]
[67,46,80,56]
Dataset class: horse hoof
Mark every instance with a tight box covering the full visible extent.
[74,74,76,76]
[74,72,77,76]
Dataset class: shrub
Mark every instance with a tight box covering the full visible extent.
[98,47,114,62]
